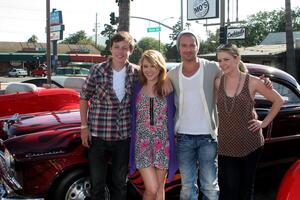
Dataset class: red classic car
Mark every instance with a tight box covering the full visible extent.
[0,82,80,118]
[31,67,47,77]
[276,159,300,200]
[0,63,300,200]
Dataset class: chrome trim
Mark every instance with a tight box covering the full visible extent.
[2,196,44,200]
[0,182,44,200]
[0,151,22,190]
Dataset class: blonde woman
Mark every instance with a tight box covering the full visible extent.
[129,50,178,200]
[215,44,284,200]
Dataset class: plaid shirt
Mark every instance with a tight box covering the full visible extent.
[80,59,139,141]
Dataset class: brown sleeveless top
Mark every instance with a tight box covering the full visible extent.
[217,74,264,157]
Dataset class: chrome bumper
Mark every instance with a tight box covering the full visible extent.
[0,182,44,200]
[0,151,21,191]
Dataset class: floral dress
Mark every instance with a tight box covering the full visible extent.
[135,93,170,170]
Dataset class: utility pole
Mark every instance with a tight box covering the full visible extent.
[46,0,51,85]
[180,0,184,31]
[219,0,227,44]
[285,0,297,79]
[95,13,98,46]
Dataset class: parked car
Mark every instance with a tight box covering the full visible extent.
[276,159,300,200]
[54,67,90,76]
[7,68,27,77]
[1,63,300,199]
[0,82,80,118]
[0,82,80,141]
[22,76,86,92]
[31,66,47,77]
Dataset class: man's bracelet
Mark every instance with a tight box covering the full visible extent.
[80,125,88,129]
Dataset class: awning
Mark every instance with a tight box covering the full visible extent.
[0,53,69,62]
[69,54,107,63]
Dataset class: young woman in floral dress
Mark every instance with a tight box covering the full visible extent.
[129,50,177,200]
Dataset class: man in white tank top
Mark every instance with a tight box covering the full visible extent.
[168,30,220,200]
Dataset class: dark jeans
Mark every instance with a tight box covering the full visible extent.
[219,147,263,200]
[88,136,130,200]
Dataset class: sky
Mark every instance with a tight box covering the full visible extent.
[0,0,300,45]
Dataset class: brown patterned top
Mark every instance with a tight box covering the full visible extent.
[217,74,264,157]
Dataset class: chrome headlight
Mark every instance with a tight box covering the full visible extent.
[4,149,15,175]
[2,121,9,132]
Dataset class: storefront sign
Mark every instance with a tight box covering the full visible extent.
[187,0,219,20]
[227,27,246,40]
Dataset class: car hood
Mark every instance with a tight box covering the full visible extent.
[4,109,80,138]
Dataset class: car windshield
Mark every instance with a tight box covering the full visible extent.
[56,68,74,75]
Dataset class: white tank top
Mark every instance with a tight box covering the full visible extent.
[178,66,211,135]
[113,67,126,102]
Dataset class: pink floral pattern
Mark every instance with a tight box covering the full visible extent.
[135,93,169,170]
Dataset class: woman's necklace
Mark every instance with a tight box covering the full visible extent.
[224,72,242,114]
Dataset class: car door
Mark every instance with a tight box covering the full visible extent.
[257,79,300,168]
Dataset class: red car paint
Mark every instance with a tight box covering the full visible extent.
[277,160,300,200]
[0,88,79,118]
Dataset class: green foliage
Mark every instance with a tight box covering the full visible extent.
[169,18,183,44]
[228,7,300,46]
[27,35,38,43]
[199,31,219,54]
[129,46,143,64]
[100,24,117,56]
[61,30,93,44]
[137,37,160,51]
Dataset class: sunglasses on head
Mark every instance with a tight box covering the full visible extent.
[216,43,234,50]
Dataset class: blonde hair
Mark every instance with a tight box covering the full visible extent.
[139,50,167,98]
[216,43,248,73]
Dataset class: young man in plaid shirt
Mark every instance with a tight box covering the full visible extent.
[80,31,139,200]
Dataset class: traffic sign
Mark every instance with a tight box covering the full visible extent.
[147,27,161,32]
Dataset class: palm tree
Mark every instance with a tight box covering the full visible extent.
[117,0,132,31]
[27,35,38,43]
[285,0,297,78]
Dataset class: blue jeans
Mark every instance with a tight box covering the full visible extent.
[176,134,219,200]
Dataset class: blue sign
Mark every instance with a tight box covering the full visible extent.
[50,10,63,26]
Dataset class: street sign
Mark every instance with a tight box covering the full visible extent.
[50,31,63,41]
[50,24,65,32]
[147,27,161,32]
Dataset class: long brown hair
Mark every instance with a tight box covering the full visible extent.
[139,50,167,98]
[216,43,248,73]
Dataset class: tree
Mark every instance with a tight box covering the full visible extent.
[27,35,38,43]
[101,24,117,55]
[169,18,184,44]
[61,30,93,44]
[230,8,300,46]
[130,37,163,64]
[137,37,160,52]
[116,0,133,31]
[199,31,219,55]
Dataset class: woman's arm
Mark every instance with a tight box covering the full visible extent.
[214,77,221,104]
[248,76,284,132]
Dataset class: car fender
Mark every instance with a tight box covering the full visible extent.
[276,160,300,200]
